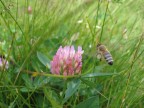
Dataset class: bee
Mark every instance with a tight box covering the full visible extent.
[97,44,113,65]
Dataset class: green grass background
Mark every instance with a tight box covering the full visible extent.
[0,0,144,108]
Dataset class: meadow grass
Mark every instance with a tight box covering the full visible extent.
[0,0,144,108]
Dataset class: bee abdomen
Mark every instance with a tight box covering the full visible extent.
[104,52,113,65]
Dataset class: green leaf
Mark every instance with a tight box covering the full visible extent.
[44,88,62,108]
[0,102,7,108]
[37,51,50,68]
[33,76,50,88]
[80,78,102,95]
[75,96,99,108]
[22,74,33,89]
[35,95,51,108]
[82,72,118,78]
[80,78,96,87]
[20,87,30,92]
[63,79,81,103]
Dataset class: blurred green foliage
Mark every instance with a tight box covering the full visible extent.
[0,0,144,108]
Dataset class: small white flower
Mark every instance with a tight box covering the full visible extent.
[96,25,101,29]
[77,19,83,24]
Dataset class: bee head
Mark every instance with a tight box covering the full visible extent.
[97,43,101,47]
[97,44,107,52]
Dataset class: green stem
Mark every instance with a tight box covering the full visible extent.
[99,1,109,43]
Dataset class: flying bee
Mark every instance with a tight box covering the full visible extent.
[96,44,113,65]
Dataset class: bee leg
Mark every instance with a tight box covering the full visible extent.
[96,53,102,61]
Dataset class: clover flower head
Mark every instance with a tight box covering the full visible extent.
[50,46,84,76]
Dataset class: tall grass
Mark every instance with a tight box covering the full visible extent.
[0,0,144,107]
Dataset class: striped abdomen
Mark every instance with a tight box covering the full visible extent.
[104,52,113,65]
